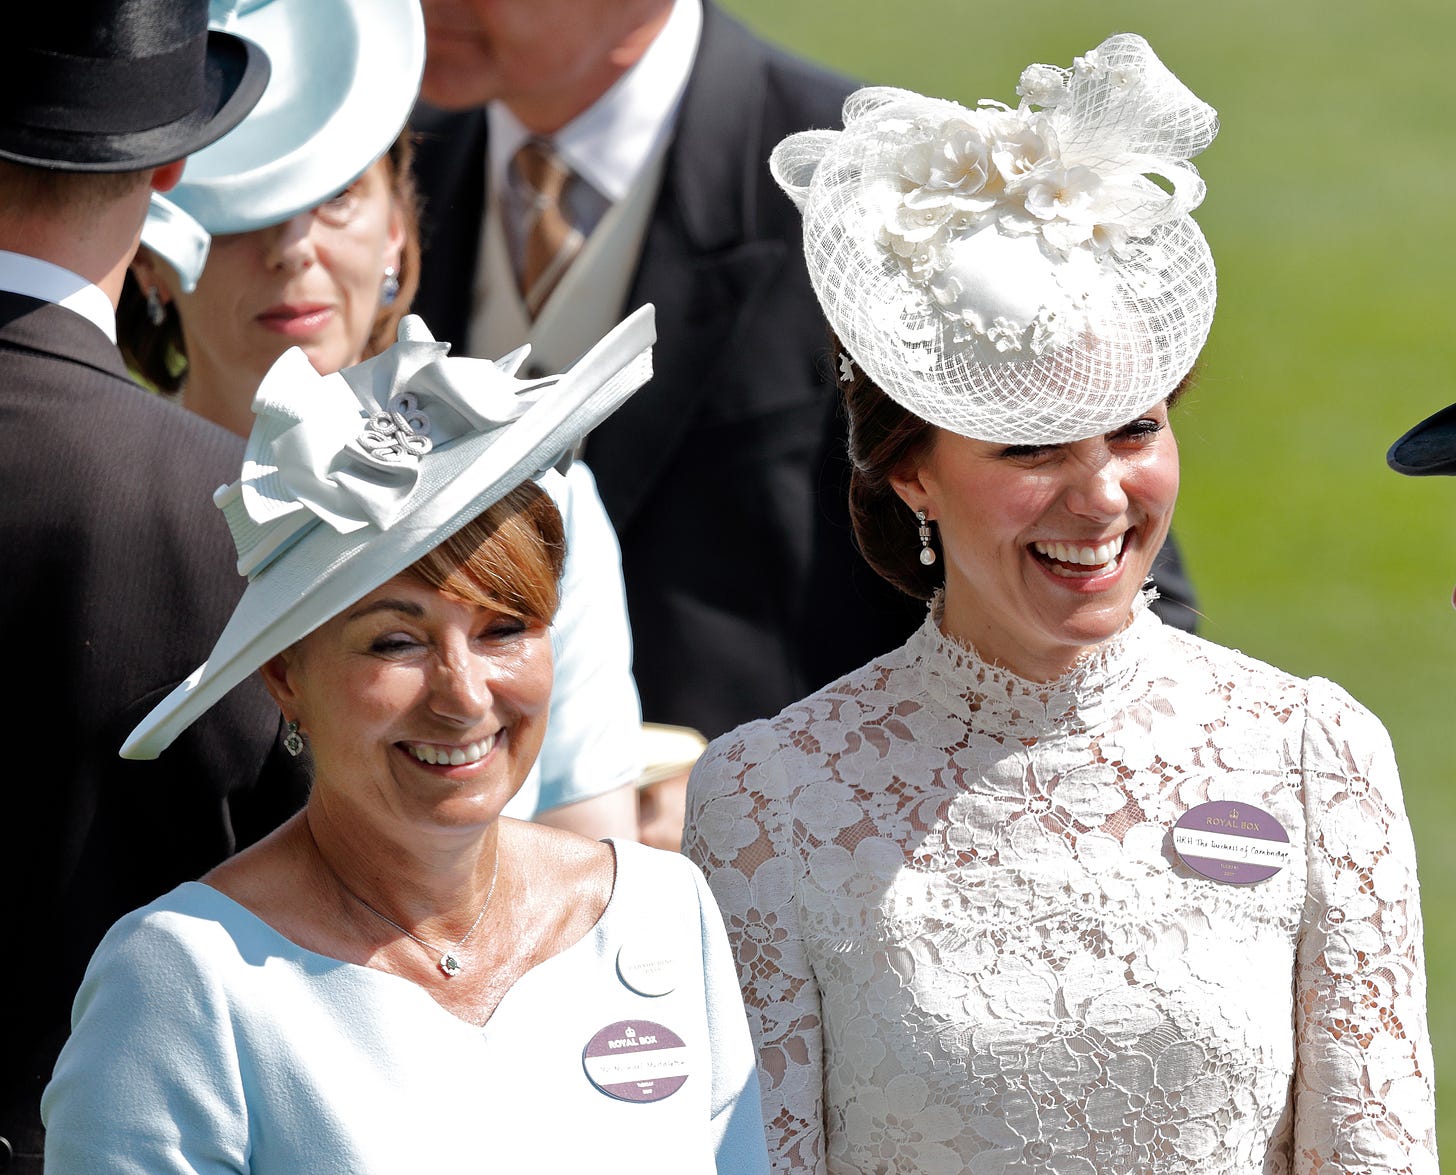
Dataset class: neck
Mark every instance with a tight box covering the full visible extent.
[935,588,1131,684]
[177,359,268,438]
[0,191,150,309]
[303,798,504,943]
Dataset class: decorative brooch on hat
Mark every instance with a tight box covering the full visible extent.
[216,316,607,580]
[773,33,1219,445]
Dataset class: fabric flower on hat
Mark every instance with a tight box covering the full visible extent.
[899,121,997,217]
[1016,63,1070,108]
[871,56,1208,360]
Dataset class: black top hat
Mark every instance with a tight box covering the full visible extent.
[0,1,270,173]
[1388,402,1456,477]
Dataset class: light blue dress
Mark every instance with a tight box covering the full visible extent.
[511,461,644,817]
[42,840,769,1174]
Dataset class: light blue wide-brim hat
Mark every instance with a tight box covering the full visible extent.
[143,0,425,290]
[121,305,656,760]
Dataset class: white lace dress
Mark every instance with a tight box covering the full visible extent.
[683,596,1438,1174]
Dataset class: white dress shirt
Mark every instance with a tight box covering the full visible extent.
[488,0,703,266]
[0,250,116,342]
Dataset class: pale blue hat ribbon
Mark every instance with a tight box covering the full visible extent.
[143,193,212,293]
[216,315,553,579]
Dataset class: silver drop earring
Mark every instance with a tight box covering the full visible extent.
[380,265,400,306]
[916,510,937,566]
[284,721,305,757]
[145,286,166,326]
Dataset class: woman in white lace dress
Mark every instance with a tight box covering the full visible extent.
[682,33,1438,1175]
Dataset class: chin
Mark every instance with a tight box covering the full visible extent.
[420,62,499,112]
[1058,602,1140,648]
[302,341,353,377]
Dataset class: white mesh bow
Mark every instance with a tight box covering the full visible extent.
[771,33,1218,444]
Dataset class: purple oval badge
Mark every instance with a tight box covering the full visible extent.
[582,1020,689,1103]
[1173,800,1291,885]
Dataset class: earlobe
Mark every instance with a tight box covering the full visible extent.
[150,159,186,193]
[888,466,932,519]
[129,248,176,310]
[385,200,406,267]
[129,248,159,292]
[258,652,298,715]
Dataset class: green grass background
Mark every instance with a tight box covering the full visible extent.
[723,0,1456,1142]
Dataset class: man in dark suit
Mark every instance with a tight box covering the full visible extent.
[411,0,1199,745]
[0,7,309,1168]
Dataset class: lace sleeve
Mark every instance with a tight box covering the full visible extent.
[684,722,827,1173]
[1294,679,1439,1173]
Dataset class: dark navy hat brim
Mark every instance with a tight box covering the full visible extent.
[1387,402,1456,477]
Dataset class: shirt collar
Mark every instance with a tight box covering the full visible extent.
[488,0,703,202]
[0,250,117,342]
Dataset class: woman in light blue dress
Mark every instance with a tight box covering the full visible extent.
[42,303,769,1174]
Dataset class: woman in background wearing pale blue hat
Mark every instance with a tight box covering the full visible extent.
[43,307,770,1173]
[121,0,419,436]
[119,0,648,839]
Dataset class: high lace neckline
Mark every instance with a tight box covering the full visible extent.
[909,588,1161,737]
[686,588,1437,1174]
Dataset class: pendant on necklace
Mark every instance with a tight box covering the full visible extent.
[439,952,464,978]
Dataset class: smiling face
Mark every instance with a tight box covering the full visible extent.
[264,575,553,839]
[892,402,1179,680]
[152,157,404,437]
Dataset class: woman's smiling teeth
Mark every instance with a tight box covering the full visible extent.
[1031,534,1125,577]
[405,734,498,766]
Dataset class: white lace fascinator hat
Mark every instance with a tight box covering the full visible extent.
[771,33,1219,445]
[121,305,655,759]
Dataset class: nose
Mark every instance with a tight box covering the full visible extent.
[425,649,492,726]
[263,212,318,273]
[1061,449,1129,521]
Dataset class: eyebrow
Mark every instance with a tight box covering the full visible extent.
[345,597,425,622]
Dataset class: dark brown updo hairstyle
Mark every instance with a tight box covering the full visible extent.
[837,334,942,601]
[119,131,422,394]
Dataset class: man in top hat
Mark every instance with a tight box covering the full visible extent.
[409,0,1202,752]
[0,5,308,1168]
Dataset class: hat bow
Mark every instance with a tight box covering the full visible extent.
[216,315,558,578]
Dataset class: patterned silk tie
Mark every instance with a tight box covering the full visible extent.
[513,138,584,319]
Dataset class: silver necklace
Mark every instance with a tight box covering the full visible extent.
[311,819,501,979]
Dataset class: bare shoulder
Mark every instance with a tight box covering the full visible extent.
[502,820,617,946]
[200,814,319,931]
[505,818,615,895]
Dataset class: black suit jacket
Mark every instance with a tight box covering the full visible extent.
[0,294,309,1171]
[411,4,1197,740]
